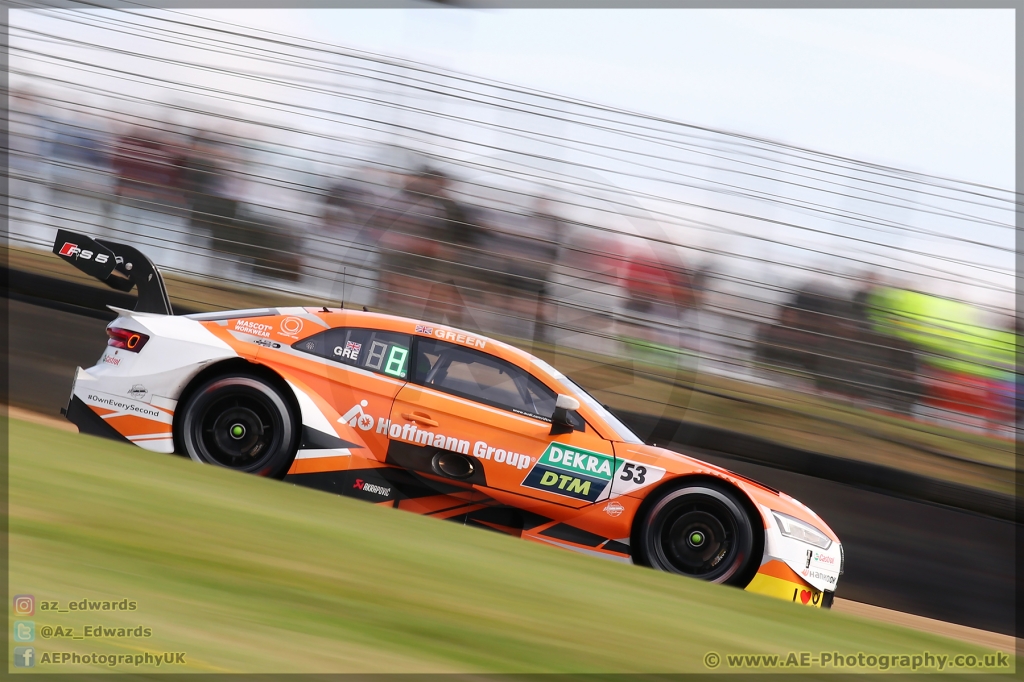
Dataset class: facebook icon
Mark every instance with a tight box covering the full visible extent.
[13,646,35,668]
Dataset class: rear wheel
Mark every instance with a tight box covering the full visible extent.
[179,375,297,479]
[636,483,757,586]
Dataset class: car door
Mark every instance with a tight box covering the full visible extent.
[291,326,412,462]
[387,338,617,508]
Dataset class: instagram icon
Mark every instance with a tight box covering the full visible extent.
[12,595,34,616]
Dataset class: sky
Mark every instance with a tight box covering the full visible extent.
[10,7,1015,310]
[205,7,1016,309]
[219,7,1014,191]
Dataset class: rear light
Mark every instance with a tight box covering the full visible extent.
[107,327,149,352]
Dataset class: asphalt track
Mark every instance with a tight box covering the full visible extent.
[5,298,1016,636]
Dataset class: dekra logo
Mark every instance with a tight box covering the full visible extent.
[521,443,614,502]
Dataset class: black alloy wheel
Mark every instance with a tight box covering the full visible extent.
[179,375,297,479]
[638,484,756,585]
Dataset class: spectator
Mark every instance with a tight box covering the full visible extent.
[110,126,180,209]
[177,134,242,267]
[374,168,448,315]
[621,251,694,315]
[508,198,566,344]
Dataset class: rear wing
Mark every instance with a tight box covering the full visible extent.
[51,230,173,315]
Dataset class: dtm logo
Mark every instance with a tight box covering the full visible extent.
[522,443,614,502]
[58,242,110,264]
[340,401,376,431]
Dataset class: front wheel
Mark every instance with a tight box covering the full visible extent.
[178,375,297,479]
[635,483,757,586]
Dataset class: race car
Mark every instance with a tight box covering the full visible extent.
[53,230,843,608]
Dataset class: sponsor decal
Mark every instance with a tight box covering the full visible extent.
[604,501,624,517]
[102,355,121,366]
[414,324,434,334]
[522,443,614,502]
[376,412,528,469]
[377,417,472,455]
[472,440,533,470]
[793,587,822,605]
[86,394,161,418]
[811,551,835,566]
[251,339,281,349]
[353,479,391,497]
[340,401,376,431]
[128,385,147,399]
[801,568,837,585]
[58,242,110,264]
[280,316,304,337]
[805,549,813,569]
[433,328,487,349]
[334,341,361,361]
[233,320,272,338]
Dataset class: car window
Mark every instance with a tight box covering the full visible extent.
[414,338,557,420]
[294,328,412,379]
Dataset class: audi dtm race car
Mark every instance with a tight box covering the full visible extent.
[53,230,843,608]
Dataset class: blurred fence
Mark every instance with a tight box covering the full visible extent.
[6,5,1017,486]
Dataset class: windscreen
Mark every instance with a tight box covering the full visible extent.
[529,353,643,444]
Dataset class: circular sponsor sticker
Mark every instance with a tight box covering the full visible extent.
[604,501,624,517]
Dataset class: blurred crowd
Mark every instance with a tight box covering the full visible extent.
[754,281,1016,434]
[10,89,703,343]
[9,89,1016,438]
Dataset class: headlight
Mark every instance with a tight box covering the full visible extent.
[772,511,832,549]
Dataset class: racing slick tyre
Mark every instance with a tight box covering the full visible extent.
[178,374,298,479]
[636,483,757,586]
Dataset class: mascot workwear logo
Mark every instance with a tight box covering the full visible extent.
[233,320,272,338]
[522,443,614,502]
[280,317,304,337]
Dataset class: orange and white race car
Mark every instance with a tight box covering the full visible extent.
[54,230,843,608]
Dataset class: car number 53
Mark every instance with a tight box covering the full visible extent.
[620,462,647,484]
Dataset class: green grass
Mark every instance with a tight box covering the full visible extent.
[7,419,1015,675]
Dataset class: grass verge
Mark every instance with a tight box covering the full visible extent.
[7,419,1015,674]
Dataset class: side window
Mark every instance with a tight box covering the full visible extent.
[294,328,412,379]
[413,339,557,421]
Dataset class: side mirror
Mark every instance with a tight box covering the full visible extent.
[550,394,581,436]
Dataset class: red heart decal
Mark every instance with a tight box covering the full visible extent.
[800,590,812,604]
